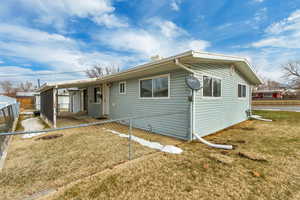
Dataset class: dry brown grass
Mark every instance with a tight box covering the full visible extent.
[42,111,300,200]
[0,116,180,200]
[1,111,300,200]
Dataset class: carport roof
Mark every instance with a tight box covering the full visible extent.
[37,50,262,92]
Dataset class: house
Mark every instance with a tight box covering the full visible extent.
[35,89,69,111]
[16,92,37,110]
[0,95,17,109]
[0,95,19,131]
[252,89,284,100]
[38,50,261,140]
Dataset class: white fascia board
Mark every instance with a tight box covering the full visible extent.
[192,51,262,85]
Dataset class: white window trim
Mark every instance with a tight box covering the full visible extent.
[139,74,170,99]
[119,81,126,95]
[201,75,223,99]
[238,83,247,99]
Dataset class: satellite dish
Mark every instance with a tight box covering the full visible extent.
[185,76,201,90]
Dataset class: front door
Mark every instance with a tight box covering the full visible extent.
[83,89,88,111]
[102,83,110,116]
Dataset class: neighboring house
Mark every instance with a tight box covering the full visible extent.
[16,92,37,110]
[252,89,284,100]
[38,50,261,140]
[35,89,69,111]
[0,95,17,109]
[0,95,19,130]
[252,88,300,100]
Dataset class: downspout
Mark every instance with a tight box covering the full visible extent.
[248,86,272,122]
[174,59,194,141]
[249,86,253,116]
[174,58,233,150]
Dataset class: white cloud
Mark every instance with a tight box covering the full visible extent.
[253,0,265,3]
[94,19,210,58]
[0,66,52,85]
[10,0,127,29]
[170,0,182,11]
[253,9,300,48]
[253,8,268,23]
[0,24,73,45]
[0,23,133,79]
[0,60,3,64]
[228,48,300,82]
[266,10,300,34]
[149,19,187,38]
[93,13,128,28]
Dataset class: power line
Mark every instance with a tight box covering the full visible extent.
[0,70,87,77]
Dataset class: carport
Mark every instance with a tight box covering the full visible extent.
[39,78,104,128]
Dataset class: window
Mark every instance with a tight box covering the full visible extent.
[203,76,221,97]
[94,87,101,103]
[119,82,126,94]
[238,84,246,98]
[140,74,169,98]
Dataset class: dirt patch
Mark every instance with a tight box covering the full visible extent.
[238,151,268,162]
[36,134,63,141]
[240,127,255,131]
[250,170,261,177]
[209,153,234,164]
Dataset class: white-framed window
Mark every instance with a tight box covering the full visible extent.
[203,76,222,97]
[238,84,246,98]
[119,81,126,94]
[94,87,101,103]
[139,74,170,98]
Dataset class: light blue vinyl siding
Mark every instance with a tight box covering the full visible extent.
[190,63,251,137]
[109,70,191,140]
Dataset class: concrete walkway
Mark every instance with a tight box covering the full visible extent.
[21,118,45,138]
[252,106,300,112]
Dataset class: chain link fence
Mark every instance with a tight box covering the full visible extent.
[0,111,187,200]
[0,103,19,160]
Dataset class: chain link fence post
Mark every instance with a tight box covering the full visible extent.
[128,119,132,160]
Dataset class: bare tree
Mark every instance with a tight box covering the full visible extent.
[19,81,34,92]
[254,77,282,91]
[86,64,120,78]
[282,61,300,88]
[0,80,35,96]
[0,80,15,95]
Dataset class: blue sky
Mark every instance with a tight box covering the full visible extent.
[0,0,300,84]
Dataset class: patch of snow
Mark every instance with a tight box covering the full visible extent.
[103,128,183,154]
[264,109,280,111]
[250,115,272,122]
[251,115,262,118]
[21,118,45,138]
[21,111,34,115]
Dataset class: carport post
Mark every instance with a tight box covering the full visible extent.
[53,86,58,128]
[128,119,132,160]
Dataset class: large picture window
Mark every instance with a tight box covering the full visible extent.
[203,76,221,97]
[140,74,169,98]
[238,84,246,98]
